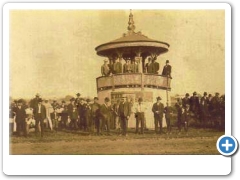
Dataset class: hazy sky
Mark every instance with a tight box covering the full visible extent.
[10,10,225,99]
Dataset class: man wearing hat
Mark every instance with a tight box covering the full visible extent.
[68,105,79,130]
[60,103,69,129]
[33,98,46,137]
[101,59,110,76]
[145,57,153,74]
[152,96,164,134]
[99,97,112,135]
[77,98,86,130]
[200,92,208,128]
[14,99,27,136]
[91,97,101,134]
[134,97,147,134]
[118,96,132,136]
[30,93,40,108]
[83,98,92,132]
[67,98,75,114]
[189,91,200,118]
[152,57,160,74]
[123,59,132,73]
[182,93,190,109]
[162,60,172,78]
[113,58,123,74]
[210,92,221,128]
[74,93,81,107]
[51,99,59,110]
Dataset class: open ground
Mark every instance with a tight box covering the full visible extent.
[10,127,223,155]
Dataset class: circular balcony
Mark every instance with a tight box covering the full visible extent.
[96,73,171,92]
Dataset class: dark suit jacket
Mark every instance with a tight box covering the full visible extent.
[114,62,122,74]
[14,106,26,123]
[100,103,111,120]
[182,97,190,108]
[162,65,172,77]
[152,102,164,118]
[67,103,74,115]
[153,62,160,74]
[33,104,46,120]
[118,102,131,118]
[147,63,154,73]
[50,112,59,120]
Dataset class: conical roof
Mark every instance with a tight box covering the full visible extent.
[95,11,169,57]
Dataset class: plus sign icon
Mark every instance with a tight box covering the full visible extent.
[217,135,238,156]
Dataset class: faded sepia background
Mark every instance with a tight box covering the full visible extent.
[10,10,225,99]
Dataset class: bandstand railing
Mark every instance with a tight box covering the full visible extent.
[96,73,171,92]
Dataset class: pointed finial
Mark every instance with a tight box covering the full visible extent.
[127,9,135,33]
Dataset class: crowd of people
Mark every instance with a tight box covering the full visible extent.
[9,90,225,138]
[175,91,225,132]
[101,57,172,78]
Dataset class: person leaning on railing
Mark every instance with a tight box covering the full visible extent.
[162,60,172,79]
[101,59,110,76]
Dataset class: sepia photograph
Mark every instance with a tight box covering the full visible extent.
[8,7,226,156]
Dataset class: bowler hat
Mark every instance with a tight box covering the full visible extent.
[17,99,23,103]
[215,92,220,95]
[105,97,110,102]
[186,93,189,97]
[138,97,143,102]
[204,92,207,96]
[94,97,99,100]
[70,98,75,101]
[76,93,81,96]
[156,96,162,100]
[166,60,169,63]
[193,91,197,95]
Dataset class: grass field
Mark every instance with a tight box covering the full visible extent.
[10,127,224,155]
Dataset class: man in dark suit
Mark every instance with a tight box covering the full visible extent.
[152,96,164,134]
[30,93,40,108]
[182,93,190,109]
[33,98,46,137]
[78,98,86,130]
[146,57,153,74]
[162,60,172,78]
[99,97,111,135]
[123,59,132,73]
[200,92,208,128]
[67,98,75,115]
[118,96,131,136]
[131,59,139,73]
[152,57,160,74]
[91,97,101,134]
[14,99,27,136]
[75,93,81,107]
[190,91,200,118]
[113,58,123,74]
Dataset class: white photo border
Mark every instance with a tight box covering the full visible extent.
[3,2,231,175]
